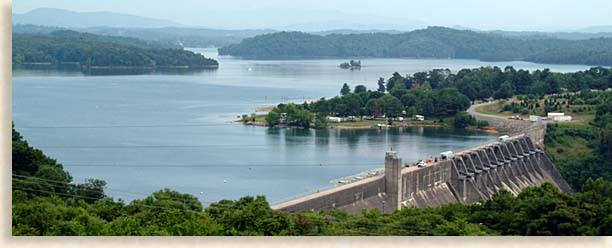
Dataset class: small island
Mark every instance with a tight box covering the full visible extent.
[339,60,361,70]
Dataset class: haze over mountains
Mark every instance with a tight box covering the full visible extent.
[13,7,612,33]
[13,8,182,28]
[12,8,612,49]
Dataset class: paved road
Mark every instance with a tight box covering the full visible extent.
[467,101,532,133]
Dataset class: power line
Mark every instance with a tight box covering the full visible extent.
[12,174,214,203]
[36,144,315,149]
[12,186,206,214]
[58,162,382,168]
[34,143,401,149]
[18,123,236,129]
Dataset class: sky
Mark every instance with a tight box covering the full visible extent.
[12,0,612,31]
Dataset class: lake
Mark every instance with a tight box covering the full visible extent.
[12,48,591,204]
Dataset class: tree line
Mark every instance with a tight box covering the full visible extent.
[11,124,612,235]
[264,66,612,128]
[219,27,612,66]
[12,30,219,68]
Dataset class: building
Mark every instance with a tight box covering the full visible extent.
[547,113,565,118]
[529,115,542,122]
[553,116,572,122]
[414,115,425,121]
[326,116,344,123]
[547,112,572,122]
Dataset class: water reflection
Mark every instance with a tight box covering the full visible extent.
[13,64,218,76]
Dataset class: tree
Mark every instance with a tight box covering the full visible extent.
[389,82,408,99]
[314,114,328,129]
[453,112,476,128]
[342,93,364,116]
[494,81,514,99]
[366,99,383,117]
[284,104,314,128]
[380,95,404,118]
[340,83,351,96]
[377,78,386,92]
[477,120,489,128]
[265,108,281,126]
[354,85,367,94]
[400,93,417,109]
[598,125,612,161]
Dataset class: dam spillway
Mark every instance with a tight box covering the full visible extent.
[272,129,572,215]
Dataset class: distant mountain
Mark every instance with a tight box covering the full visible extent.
[572,25,612,33]
[219,27,612,66]
[13,24,275,48]
[486,30,612,40]
[79,26,276,47]
[312,29,405,35]
[278,19,425,32]
[13,8,182,28]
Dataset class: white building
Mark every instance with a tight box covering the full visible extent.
[547,112,572,122]
[529,115,542,122]
[326,116,344,123]
[553,116,572,122]
[414,115,425,121]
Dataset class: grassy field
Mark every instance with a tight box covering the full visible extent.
[545,122,596,160]
[475,96,596,122]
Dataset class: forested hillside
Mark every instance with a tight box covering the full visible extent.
[13,24,275,48]
[12,31,218,68]
[219,27,612,66]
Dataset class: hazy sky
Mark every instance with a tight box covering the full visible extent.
[13,0,612,31]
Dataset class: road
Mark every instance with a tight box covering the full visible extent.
[467,101,532,133]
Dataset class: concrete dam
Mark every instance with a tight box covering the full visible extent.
[272,125,572,215]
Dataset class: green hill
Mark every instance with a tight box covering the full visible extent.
[219,27,612,66]
[13,30,218,68]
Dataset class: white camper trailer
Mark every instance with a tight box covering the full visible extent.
[440,151,454,160]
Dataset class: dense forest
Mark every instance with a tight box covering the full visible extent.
[263,66,612,129]
[219,27,612,66]
[12,30,218,68]
[11,122,612,235]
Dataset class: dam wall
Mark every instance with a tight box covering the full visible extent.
[272,133,571,215]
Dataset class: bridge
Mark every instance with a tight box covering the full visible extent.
[272,123,572,215]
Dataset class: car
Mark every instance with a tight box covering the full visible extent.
[417,161,426,167]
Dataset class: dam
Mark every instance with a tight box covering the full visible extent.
[272,124,572,214]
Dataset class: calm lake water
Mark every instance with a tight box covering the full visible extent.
[12,48,591,204]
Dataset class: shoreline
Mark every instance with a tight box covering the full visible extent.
[233,118,500,133]
[15,63,219,69]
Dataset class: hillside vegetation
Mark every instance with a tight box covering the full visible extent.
[219,27,612,66]
[12,30,218,68]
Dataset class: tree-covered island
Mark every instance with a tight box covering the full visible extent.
[12,30,219,70]
[339,60,361,69]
